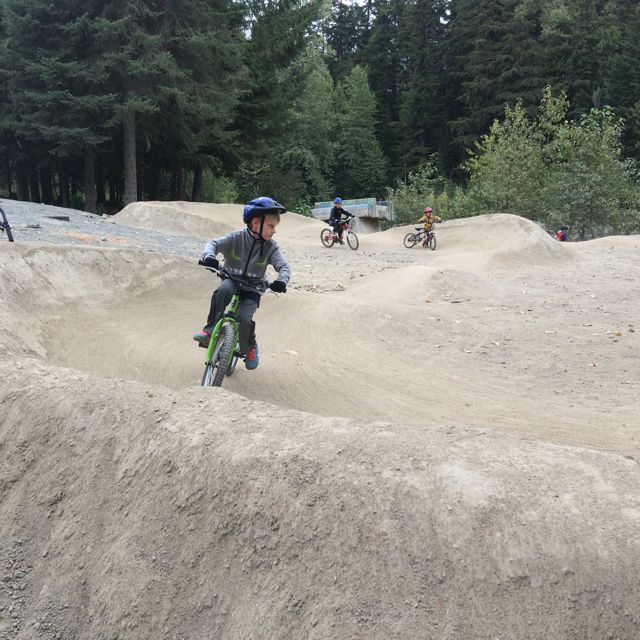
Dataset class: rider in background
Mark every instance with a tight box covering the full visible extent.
[193,197,291,370]
[418,206,443,238]
[328,197,354,244]
[555,224,570,241]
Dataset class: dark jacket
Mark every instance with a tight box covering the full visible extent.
[329,206,352,224]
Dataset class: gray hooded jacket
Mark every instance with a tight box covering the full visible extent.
[202,228,291,294]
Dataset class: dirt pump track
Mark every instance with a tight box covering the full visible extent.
[1,201,640,639]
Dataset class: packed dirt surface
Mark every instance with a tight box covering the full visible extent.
[1,201,639,639]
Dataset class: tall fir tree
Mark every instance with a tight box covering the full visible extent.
[279,42,337,205]
[334,65,387,197]
[603,0,640,159]
[323,0,371,80]
[359,0,404,170]
[234,0,324,201]
[397,0,449,173]
[1,0,114,208]
[445,0,545,169]
[530,0,608,117]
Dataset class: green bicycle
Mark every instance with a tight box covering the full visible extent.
[199,267,246,387]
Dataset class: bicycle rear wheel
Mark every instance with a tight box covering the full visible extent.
[321,229,335,247]
[201,324,235,387]
[346,230,359,250]
[403,232,417,248]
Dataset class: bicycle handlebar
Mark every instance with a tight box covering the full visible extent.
[198,260,277,291]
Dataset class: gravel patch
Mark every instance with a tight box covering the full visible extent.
[0,198,203,258]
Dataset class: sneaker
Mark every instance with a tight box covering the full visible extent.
[193,330,211,347]
[245,343,259,370]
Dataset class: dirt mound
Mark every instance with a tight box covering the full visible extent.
[1,209,640,638]
[114,201,240,238]
[2,356,639,639]
[114,200,325,245]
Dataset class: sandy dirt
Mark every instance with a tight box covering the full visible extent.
[1,201,639,639]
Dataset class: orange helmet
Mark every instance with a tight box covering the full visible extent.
[423,207,433,214]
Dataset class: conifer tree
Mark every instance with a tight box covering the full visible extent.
[334,65,387,197]
[234,0,324,200]
[279,42,337,204]
[1,0,114,208]
[445,0,545,167]
[359,0,404,169]
[324,0,371,80]
[397,0,448,171]
[603,0,640,159]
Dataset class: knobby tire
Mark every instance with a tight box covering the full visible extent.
[201,324,235,387]
[321,229,335,248]
[403,232,417,248]
[429,234,437,251]
[347,230,359,250]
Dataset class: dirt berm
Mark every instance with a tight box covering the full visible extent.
[1,205,639,639]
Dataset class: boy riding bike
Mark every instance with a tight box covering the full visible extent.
[328,197,354,244]
[193,197,291,370]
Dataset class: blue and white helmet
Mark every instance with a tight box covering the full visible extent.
[242,197,287,224]
[334,197,343,205]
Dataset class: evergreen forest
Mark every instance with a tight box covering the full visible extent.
[1,0,639,235]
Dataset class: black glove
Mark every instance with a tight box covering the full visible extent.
[269,280,287,293]
[199,256,219,269]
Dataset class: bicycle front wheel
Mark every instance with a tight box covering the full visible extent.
[403,232,417,248]
[428,234,437,251]
[346,230,359,250]
[201,324,235,387]
[321,228,335,248]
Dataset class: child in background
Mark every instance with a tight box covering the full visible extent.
[417,206,443,245]
[327,197,354,244]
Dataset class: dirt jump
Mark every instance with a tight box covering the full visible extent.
[1,201,639,639]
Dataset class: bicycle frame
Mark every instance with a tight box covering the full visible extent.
[205,289,241,366]
[0,205,14,242]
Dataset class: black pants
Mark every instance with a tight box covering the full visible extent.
[203,278,260,355]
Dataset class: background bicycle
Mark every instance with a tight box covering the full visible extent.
[0,205,14,242]
[403,227,436,250]
[320,217,359,250]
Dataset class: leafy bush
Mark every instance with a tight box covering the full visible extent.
[201,171,239,204]
[465,88,640,236]
[387,159,478,225]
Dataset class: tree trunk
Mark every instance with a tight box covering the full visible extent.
[84,143,97,213]
[192,162,203,202]
[175,159,185,200]
[148,151,159,200]
[40,166,54,204]
[96,161,106,205]
[59,164,70,208]
[29,168,41,203]
[4,150,14,199]
[123,109,138,205]
[16,163,29,202]
[108,174,116,206]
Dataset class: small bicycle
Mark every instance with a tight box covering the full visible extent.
[321,216,359,250]
[0,205,14,242]
[403,226,436,250]
[198,265,247,387]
